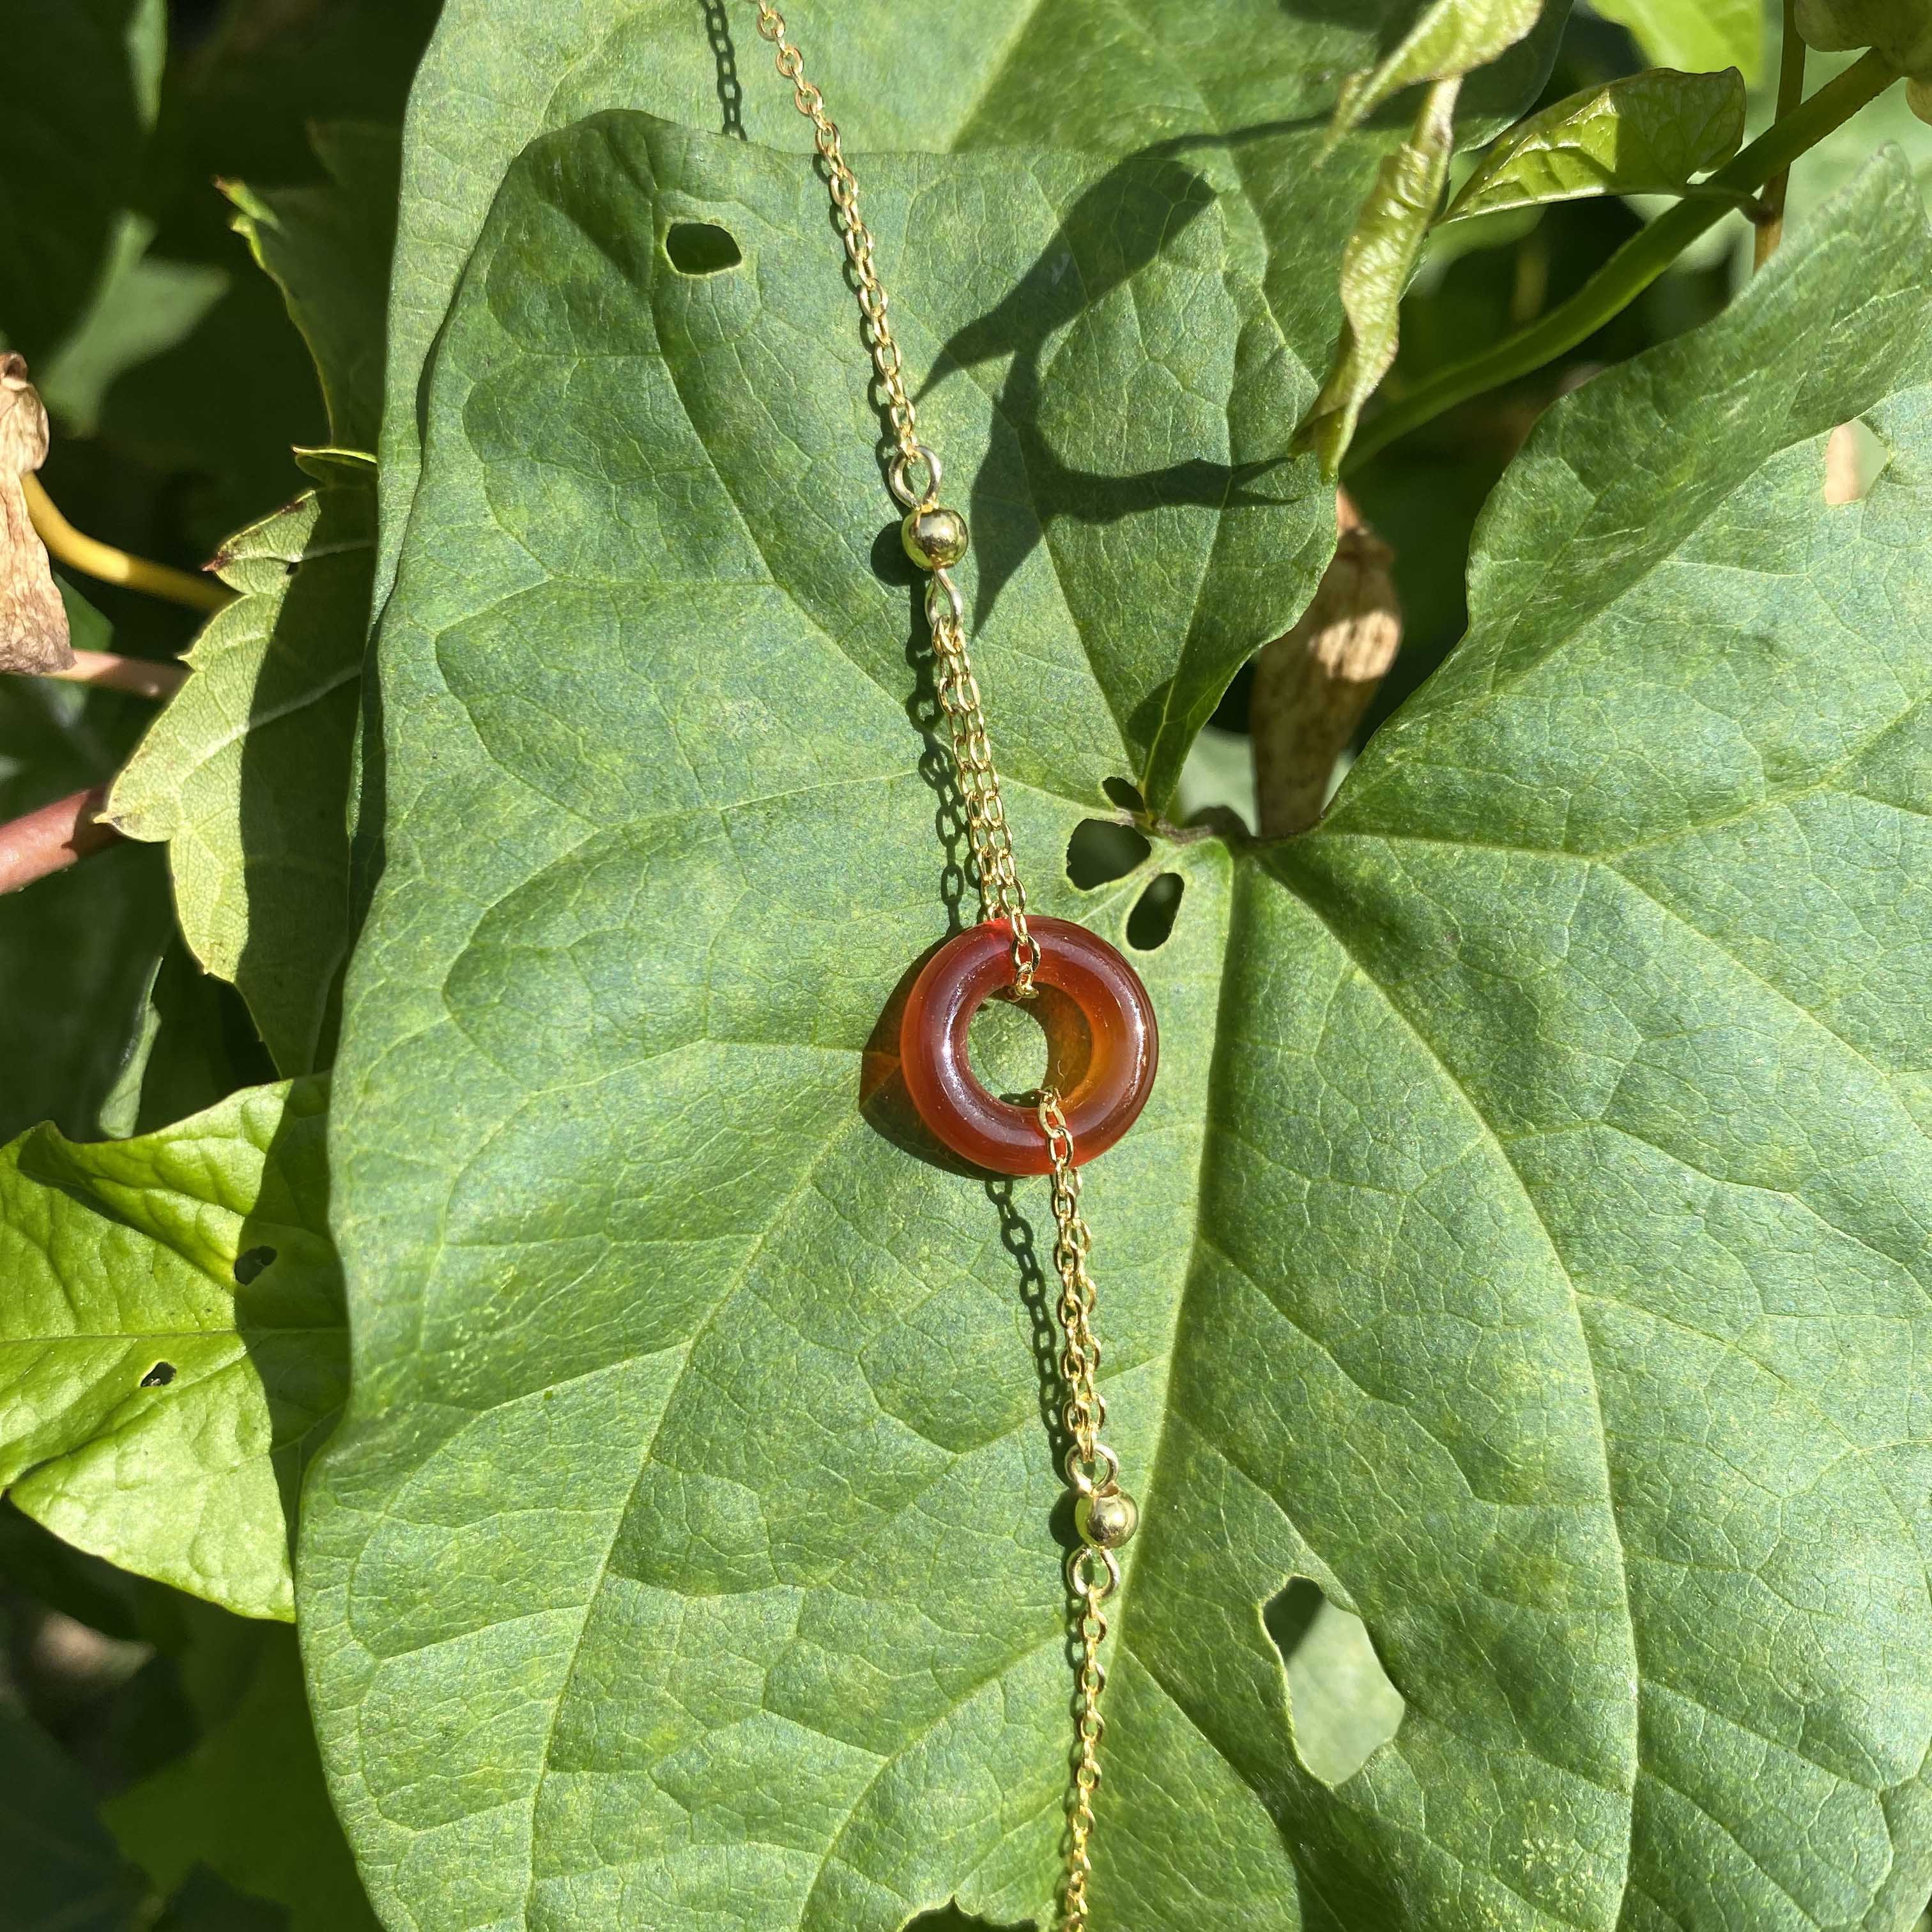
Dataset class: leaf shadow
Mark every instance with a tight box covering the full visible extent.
[232,1082,348,1591]
[916,149,1294,680]
[229,477,372,1079]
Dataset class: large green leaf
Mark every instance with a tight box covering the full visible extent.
[109,475,374,1075]
[304,116,1932,1932]
[0,1078,344,1620]
[368,0,1564,652]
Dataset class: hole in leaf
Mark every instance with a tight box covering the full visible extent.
[139,1361,176,1388]
[965,985,1089,1103]
[900,1906,1035,1932]
[1101,776,1144,815]
[233,1246,277,1286]
[1066,818,1149,890]
[664,220,742,275]
[1264,1577,1404,1785]
[1824,418,1888,505]
[1126,872,1183,951]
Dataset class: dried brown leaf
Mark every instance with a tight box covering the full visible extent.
[1250,491,1402,838]
[0,353,72,674]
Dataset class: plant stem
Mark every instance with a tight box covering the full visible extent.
[42,650,188,700]
[22,475,232,615]
[0,785,118,894]
[1345,47,1896,473]
[1756,0,1810,268]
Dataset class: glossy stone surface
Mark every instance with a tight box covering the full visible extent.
[899,916,1158,1174]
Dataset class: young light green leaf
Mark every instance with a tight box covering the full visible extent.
[1798,0,1932,118]
[1444,65,1747,220]
[107,1623,381,1932]
[0,1078,344,1620]
[1331,0,1546,137]
[1591,0,1767,82]
[303,101,1932,1932]
[1296,81,1460,479]
[222,123,401,457]
[108,475,373,1075]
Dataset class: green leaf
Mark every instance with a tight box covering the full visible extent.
[1798,0,1932,118]
[223,124,401,457]
[1591,0,1768,82]
[0,1704,145,1932]
[1331,0,1548,137]
[109,475,374,1074]
[303,84,1932,1929]
[381,118,1323,815]
[0,590,172,1145]
[1296,82,1460,479]
[97,940,279,1142]
[0,0,165,363]
[106,1623,380,1932]
[65,0,436,554]
[1444,65,1748,219]
[0,1078,345,1620]
[33,213,227,439]
[368,0,1532,642]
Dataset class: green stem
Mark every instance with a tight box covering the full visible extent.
[1756,0,1811,268]
[1344,47,1897,474]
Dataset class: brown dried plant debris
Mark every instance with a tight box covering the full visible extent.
[0,354,72,674]
[1250,490,1402,838]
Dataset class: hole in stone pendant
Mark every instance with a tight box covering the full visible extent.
[965,983,1090,1104]
[665,220,743,275]
[1264,1575,1404,1786]
[1127,872,1183,950]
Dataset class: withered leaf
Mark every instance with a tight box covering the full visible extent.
[0,353,73,675]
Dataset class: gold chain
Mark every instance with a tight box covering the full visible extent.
[749,0,1038,992]
[748,11,1140,1924]
[1041,1093,1135,1932]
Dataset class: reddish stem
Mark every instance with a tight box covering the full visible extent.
[43,650,188,700]
[0,785,120,894]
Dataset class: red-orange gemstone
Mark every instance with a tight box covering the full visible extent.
[900,917,1158,1175]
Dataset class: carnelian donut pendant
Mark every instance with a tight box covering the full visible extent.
[900,917,1158,1175]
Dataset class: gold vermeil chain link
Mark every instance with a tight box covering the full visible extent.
[750,0,1039,992]
[747,13,1140,1926]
